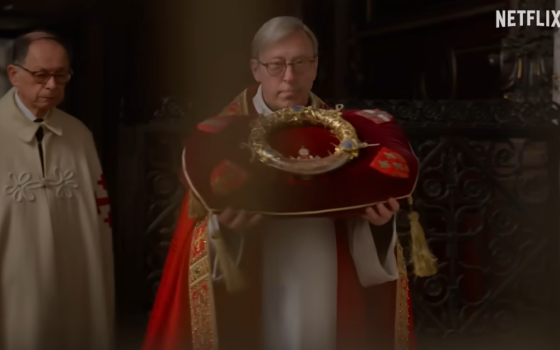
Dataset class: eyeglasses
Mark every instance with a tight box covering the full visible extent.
[258,57,316,77]
[16,65,73,84]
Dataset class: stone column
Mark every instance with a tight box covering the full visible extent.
[554,0,560,104]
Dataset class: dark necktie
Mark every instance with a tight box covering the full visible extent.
[34,118,44,175]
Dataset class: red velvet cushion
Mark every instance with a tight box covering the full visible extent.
[183,109,418,217]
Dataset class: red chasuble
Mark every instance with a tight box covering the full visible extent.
[142,85,416,350]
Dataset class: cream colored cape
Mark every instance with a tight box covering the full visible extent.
[0,87,114,350]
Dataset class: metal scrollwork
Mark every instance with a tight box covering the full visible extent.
[151,96,187,122]
[328,99,560,127]
[144,97,189,300]
[144,129,187,303]
[394,134,558,349]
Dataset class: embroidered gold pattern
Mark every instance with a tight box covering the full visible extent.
[189,219,218,350]
[394,242,410,350]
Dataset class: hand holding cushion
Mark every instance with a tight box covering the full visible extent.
[218,207,262,232]
[362,198,400,226]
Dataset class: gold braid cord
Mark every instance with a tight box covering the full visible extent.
[394,242,411,350]
[406,197,437,277]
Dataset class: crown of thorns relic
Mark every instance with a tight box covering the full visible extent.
[245,105,376,176]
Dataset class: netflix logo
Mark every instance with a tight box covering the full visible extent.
[496,10,560,28]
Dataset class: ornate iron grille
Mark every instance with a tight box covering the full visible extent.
[335,98,560,349]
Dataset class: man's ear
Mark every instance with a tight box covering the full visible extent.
[7,65,19,86]
[250,59,261,82]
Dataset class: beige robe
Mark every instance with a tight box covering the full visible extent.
[0,88,114,350]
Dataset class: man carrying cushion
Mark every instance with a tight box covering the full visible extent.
[143,16,417,350]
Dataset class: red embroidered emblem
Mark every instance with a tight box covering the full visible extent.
[210,160,248,195]
[356,109,394,124]
[370,147,410,178]
[95,174,111,227]
[197,114,235,133]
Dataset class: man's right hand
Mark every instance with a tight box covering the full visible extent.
[217,208,262,232]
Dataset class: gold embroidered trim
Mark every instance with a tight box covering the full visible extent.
[394,242,410,350]
[189,219,218,350]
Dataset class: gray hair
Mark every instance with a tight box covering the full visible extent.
[251,16,319,59]
[11,30,72,65]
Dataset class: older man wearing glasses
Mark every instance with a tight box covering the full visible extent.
[0,31,114,350]
[144,16,413,350]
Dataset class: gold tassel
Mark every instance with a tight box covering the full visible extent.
[209,228,245,292]
[188,190,208,218]
[408,197,437,277]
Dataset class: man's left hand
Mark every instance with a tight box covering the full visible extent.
[362,198,400,226]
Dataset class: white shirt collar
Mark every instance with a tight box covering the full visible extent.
[252,84,316,115]
[14,89,49,121]
[252,85,273,115]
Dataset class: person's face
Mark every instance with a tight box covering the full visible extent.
[251,30,318,111]
[7,39,71,113]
